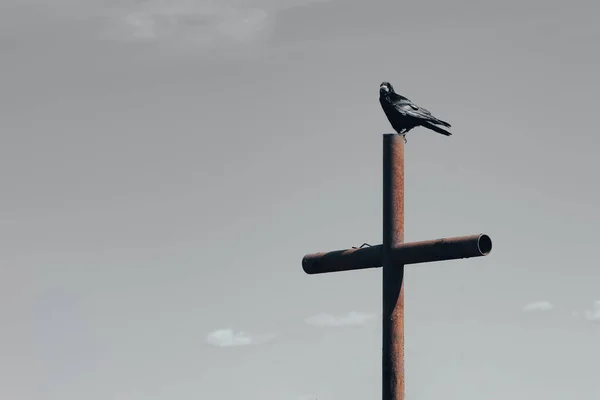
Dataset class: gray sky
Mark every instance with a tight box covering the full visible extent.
[1,0,599,399]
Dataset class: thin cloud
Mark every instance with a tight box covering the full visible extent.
[205,328,275,347]
[96,0,333,46]
[96,1,271,47]
[522,301,554,312]
[305,311,376,327]
[583,300,600,322]
[4,0,332,47]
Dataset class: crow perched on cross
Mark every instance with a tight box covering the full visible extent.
[379,81,452,143]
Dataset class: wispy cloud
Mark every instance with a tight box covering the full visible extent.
[98,1,270,47]
[205,328,275,347]
[522,301,554,312]
[96,0,332,46]
[304,311,376,327]
[583,300,600,322]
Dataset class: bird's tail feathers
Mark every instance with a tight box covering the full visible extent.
[433,118,451,128]
[423,121,452,136]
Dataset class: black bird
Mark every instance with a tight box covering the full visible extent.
[379,81,452,143]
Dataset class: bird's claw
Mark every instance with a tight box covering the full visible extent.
[352,243,372,249]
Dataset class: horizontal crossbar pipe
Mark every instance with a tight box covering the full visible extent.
[302,245,383,275]
[302,234,492,274]
[393,233,492,265]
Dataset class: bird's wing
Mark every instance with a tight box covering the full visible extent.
[389,96,436,121]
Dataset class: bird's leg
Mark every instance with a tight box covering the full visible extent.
[395,129,407,143]
[388,130,407,143]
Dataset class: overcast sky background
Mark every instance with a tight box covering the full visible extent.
[1,0,599,399]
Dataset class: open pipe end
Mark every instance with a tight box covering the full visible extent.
[302,253,321,274]
[301,255,312,274]
[477,234,492,255]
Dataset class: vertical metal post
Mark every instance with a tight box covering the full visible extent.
[382,134,404,400]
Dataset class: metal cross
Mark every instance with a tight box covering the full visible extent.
[301,134,493,400]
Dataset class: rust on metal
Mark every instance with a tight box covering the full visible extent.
[301,234,492,274]
[300,133,494,400]
[302,245,382,274]
[393,234,492,264]
[382,133,404,400]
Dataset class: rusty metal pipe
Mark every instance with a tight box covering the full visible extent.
[302,245,382,274]
[382,133,405,400]
[301,233,492,274]
[392,233,492,265]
